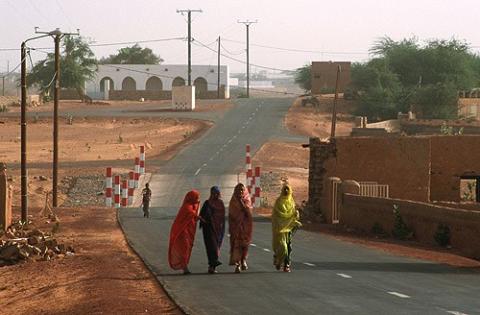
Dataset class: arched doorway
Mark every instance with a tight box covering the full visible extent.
[122,76,136,91]
[100,77,114,92]
[145,76,163,90]
[193,77,208,96]
[172,77,186,87]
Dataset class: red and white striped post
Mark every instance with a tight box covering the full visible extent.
[128,171,135,205]
[139,145,145,175]
[246,168,253,192]
[245,144,252,186]
[250,175,256,205]
[105,167,112,207]
[114,175,121,209]
[121,179,128,207]
[254,167,261,208]
[134,157,140,188]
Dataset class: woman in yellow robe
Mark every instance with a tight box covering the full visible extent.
[272,185,301,272]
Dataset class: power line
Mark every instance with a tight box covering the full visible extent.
[222,38,370,55]
[194,39,293,72]
[0,37,186,51]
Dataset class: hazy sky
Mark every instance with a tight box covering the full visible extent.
[1,0,480,73]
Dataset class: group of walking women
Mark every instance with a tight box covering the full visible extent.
[168,182,301,274]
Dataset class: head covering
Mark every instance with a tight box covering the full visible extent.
[272,185,301,233]
[228,183,253,265]
[272,185,301,266]
[168,190,200,270]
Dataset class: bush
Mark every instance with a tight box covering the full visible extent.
[434,223,451,247]
[371,222,388,237]
[391,204,413,240]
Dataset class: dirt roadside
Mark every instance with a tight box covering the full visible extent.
[0,100,232,314]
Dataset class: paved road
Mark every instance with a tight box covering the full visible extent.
[119,98,480,315]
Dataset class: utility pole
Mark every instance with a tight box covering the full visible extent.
[330,65,342,139]
[176,9,202,86]
[238,20,257,98]
[35,28,79,207]
[20,31,56,224]
[217,36,221,99]
[20,42,27,223]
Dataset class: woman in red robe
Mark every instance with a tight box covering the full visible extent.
[168,190,200,274]
[228,183,253,273]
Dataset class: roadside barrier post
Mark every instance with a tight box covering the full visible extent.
[140,146,145,175]
[121,180,128,207]
[105,167,112,207]
[114,175,121,209]
[134,157,140,188]
[254,167,261,208]
[245,144,251,185]
[128,171,134,205]
[250,175,256,205]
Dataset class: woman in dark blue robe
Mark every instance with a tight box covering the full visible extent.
[199,186,226,274]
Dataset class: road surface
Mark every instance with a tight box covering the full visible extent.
[119,98,480,315]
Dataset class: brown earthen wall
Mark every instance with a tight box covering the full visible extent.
[341,194,480,259]
[430,136,480,202]
[311,62,351,94]
[325,137,431,201]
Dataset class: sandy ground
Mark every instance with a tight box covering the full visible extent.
[1,110,215,313]
[0,116,211,210]
[0,207,182,315]
[285,96,356,139]
[6,99,233,114]
[0,117,210,164]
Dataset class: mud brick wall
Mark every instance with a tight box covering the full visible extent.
[307,138,336,214]
[430,136,480,202]
[341,194,480,260]
[327,137,431,201]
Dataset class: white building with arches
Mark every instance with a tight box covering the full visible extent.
[85,64,230,100]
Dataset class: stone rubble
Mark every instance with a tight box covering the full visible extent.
[0,219,74,267]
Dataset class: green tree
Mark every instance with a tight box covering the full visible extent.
[349,36,480,120]
[294,64,311,92]
[27,35,97,99]
[99,44,163,64]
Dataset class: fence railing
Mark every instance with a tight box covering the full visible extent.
[359,182,389,198]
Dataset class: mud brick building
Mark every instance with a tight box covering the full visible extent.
[311,61,351,94]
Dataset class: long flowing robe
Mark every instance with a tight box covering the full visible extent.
[272,185,302,266]
[228,184,253,265]
[168,190,200,270]
[199,195,226,267]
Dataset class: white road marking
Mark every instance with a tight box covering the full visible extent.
[227,139,232,143]
[303,262,316,267]
[209,157,214,161]
[446,311,469,315]
[232,135,237,139]
[387,291,410,299]
[242,126,245,129]
[336,273,352,279]
[250,243,257,247]
[194,168,201,176]
[202,163,207,167]
[263,248,271,252]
